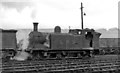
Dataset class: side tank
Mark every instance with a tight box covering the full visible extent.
[50,28,101,50]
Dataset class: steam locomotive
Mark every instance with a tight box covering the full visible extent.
[25,22,101,60]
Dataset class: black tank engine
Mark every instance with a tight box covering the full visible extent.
[26,22,101,60]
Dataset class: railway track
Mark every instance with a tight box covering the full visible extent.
[0,55,120,73]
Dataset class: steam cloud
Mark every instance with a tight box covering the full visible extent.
[12,50,30,61]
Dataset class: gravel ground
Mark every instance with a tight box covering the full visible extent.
[1,55,120,73]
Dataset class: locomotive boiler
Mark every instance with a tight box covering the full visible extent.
[25,22,101,60]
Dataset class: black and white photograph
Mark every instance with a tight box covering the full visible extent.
[0,0,119,73]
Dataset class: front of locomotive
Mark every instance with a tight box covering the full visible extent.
[28,22,46,49]
[25,22,49,60]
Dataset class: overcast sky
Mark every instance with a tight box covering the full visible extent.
[0,0,119,29]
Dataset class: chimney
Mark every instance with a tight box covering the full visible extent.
[33,22,38,31]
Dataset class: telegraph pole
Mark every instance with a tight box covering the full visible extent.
[81,2,84,29]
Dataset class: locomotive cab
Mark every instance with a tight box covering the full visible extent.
[69,28,101,52]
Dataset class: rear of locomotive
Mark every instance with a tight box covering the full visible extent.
[0,29,17,60]
[69,29,101,56]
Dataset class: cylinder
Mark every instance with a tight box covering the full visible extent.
[33,22,38,31]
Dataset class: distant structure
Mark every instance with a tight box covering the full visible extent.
[80,2,86,29]
[0,29,17,49]
[81,2,84,29]
[0,29,17,59]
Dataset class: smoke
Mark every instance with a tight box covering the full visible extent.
[0,1,38,29]
[13,36,30,61]
[31,8,37,20]
[12,50,31,61]
[43,34,50,47]
[21,38,29,50]
[16,30,30,50]
[0,0,34,12]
